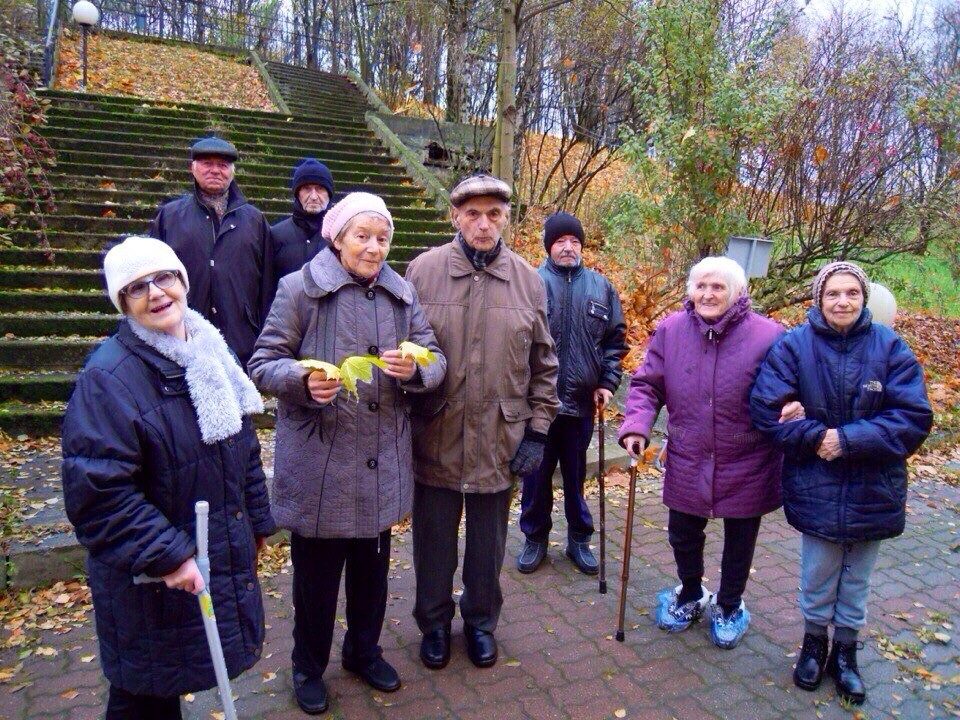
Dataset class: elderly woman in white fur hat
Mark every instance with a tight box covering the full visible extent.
[61,236,276,720]
[249,192,445,714]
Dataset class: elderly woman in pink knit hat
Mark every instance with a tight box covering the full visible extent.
[249,193,446,714]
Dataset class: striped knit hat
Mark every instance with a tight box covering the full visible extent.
[812,261,870,309]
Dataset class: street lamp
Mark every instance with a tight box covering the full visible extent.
[72,0,100,92]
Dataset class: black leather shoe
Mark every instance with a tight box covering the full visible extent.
[517,538,547,574]
[565,537,599,575]
[793,632,829,691]
[827,640,866,705]
[464,624,498,668]
[342,656,401,692]
[420,625,451,670]
[293,671,328,714]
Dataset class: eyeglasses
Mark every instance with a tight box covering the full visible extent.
[120,270,180,299]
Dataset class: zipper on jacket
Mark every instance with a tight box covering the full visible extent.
[837,335,849,539]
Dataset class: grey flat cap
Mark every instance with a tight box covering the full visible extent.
[449,174,512,207]
[190,136,239,161]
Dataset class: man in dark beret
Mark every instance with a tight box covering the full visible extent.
[516,211,627,576]
[270,158,335,288]
[149,136,274,368]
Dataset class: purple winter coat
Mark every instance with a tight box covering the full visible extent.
[619,296,785,518]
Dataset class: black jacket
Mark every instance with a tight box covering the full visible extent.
[750,307,933,543]
[269,197,328,290]
[61,321,277,697]
[150,181,275,368]
[539,259,627,417]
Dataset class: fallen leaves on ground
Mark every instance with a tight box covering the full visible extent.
[55,30,277,112]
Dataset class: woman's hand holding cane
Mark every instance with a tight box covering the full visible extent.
[163,557,205,594]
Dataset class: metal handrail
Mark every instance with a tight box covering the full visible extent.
[42,0,62,86]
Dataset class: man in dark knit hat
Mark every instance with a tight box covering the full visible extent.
[149,135,274,368]
[517,211,627,575]
[270,158,335,287]
[405,174,559,671]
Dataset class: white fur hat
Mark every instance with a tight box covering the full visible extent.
[103,236,189,312]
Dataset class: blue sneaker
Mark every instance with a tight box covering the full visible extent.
[710,600,751,649]
[655,585,713,632]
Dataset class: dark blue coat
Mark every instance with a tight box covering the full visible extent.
[539,259,627,417]
[269,198,328,292]
[150,181,275,368]
[750,307,932,543]
[61,321,276,697]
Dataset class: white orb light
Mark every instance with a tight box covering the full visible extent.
[72,0,100,26]
[868,282,897,327]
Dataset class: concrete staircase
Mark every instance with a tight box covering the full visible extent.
[0,68,452,436]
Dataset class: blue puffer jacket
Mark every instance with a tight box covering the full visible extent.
[539,259,627,417]
[61,321,276,697]
[750,307,932,543]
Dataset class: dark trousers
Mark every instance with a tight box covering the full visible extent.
[668,509,762,611]
[290,531,391,678]
[106,686,181,720]
[519,414,595,542]
[412,483,511,634]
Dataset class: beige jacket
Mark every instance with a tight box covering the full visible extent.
[405,239,560,493]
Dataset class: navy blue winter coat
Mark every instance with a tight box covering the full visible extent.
[150,181,275,368]
[750,307,932,543]
[61,321,276,697]
[539,259,627,417]
[269,197,329,291]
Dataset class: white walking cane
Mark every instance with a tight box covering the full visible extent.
[135,501,239,720]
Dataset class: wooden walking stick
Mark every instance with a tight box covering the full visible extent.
[597,397,607,595]
[616,453,640,642]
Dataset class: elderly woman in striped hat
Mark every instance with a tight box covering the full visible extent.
[751,260,932,705]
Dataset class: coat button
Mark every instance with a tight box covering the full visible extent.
[254,647,261,656]
[366,290,375,299]
[247,582,255,591]
[367,458,378,469]
[368,401,379,411]
[236,511,243,520]
[473,274,480,282]
[368,345,378,355]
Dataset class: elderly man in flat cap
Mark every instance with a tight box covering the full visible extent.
[405,174,559,670]
[150,136,274,368]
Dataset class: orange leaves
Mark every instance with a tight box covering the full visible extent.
[813,144,829,165]
[55,30,277,112]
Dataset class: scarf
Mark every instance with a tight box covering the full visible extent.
[128,309,263,444]
[458,232,503,270]
[198,189,229,221]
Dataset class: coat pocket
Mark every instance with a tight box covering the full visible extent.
[412,395,448,464]
[498,398,534,463]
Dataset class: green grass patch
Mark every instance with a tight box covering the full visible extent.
[873,243,960,317]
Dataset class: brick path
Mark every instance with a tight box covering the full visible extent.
[1,470,958,720]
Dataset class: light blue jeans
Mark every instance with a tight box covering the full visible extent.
[799,534,881,631]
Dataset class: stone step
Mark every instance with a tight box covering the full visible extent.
[0,312,120,338]
[44,105,376,142]
[0,400,67,436]
[0,289,109,313]
[47,146,407,180]
[41,118,387,162]
[0,267,102,291]
[0,372,77,403]
[0,338,100,370]
[40,89,370,127]
[46,185,432,206]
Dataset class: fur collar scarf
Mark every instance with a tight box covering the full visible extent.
[128,309,263,444]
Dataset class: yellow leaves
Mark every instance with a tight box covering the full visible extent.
[813,144,829,165]
[681,126,697,144]
[398,341,438,366]
[298,359,341,381]
[340,355,388,400]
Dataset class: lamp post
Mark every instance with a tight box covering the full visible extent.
[72,1,100,92]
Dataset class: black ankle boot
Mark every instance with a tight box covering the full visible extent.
[826,639,866,705]
[793,633,829,691]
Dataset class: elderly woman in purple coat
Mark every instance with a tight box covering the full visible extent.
[620,256,799,649]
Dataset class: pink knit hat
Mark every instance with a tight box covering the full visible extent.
[321,192,394,242]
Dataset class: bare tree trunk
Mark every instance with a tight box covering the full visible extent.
[445,1,468,122]
[493,0,518,190]
[330,0,341,73]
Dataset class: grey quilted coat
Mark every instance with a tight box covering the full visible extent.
[248,248,446,538]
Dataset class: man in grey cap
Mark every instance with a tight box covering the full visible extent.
[150,135,274,368]
[405,173,560,670]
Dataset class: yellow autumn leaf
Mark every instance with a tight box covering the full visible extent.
[681,126,697,143]
[298,359,342,381]
[339,355,388,400]
[813,145,829,165]
[398,341,438,366]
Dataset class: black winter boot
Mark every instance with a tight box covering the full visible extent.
[826,640,866,705]
[793,632,829,691]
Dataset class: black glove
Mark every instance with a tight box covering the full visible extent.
[509,427,548,476]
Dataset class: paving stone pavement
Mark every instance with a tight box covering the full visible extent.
[1,469,958,720]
